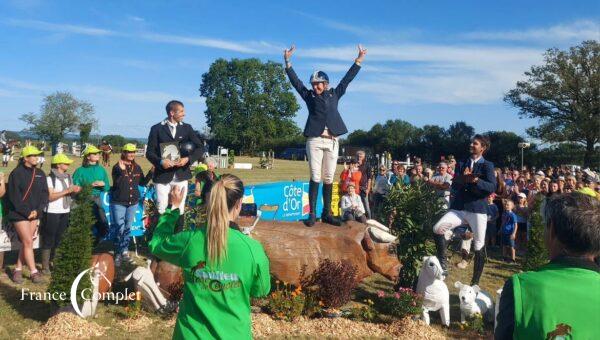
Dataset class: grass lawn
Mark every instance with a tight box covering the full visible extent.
[0,249,518,339]
[0,152,345,185]
[0,153,519,339]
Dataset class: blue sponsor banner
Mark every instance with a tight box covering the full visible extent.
[100,186,154,238]
[242,181,327,221]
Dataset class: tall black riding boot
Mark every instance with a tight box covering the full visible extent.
[433,234,449,274]
[321,183,341,226]
[303,181,319,227]
[471,249,486,286]
[175,215,185,233]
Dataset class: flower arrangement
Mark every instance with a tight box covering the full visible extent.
[348,299,378,322]
[265,281,306,321]
[376,288,423,319]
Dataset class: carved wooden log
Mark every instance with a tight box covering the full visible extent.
[149,220,400,296]
[91,253,115,295]
[251,220,400,285]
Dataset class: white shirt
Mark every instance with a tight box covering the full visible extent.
[46,177,70,214]
[341,194,365,215]
[469,155,482,169]
[166,120,178,139]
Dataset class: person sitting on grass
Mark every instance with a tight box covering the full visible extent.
[149,174,271,339]
[495,193,600,339]
[501,199,518,263]
[341,183,367,223]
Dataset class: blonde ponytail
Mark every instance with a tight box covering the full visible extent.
[206,174,244,265]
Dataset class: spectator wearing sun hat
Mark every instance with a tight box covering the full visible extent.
[110,143,151,266]
[6,145,48,284]
[73,144,111,240]
[40,153,81,275]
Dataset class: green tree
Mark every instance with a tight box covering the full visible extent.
[79,122,93,145]
[20,92,97,155]
[417,125,448,163]
[483,131,535,167]
[101,134,127,147]
[446,121,475,160]
[47,186,95,307]
[200,58,301,154]
[504,41,600,168]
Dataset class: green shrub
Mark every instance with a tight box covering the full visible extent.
[47,186,95,307]
[376,288,423,319]
[348,299,378,322]
[523,196,549,271]
[382,181,445,288]
[454,313,485,335]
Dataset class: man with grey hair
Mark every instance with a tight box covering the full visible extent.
[428,162,453,208]
[495,193,600,339]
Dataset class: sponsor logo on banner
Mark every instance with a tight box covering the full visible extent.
[242,181,340,221]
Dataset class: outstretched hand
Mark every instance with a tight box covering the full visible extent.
[356,44,367,62]
[284,45,296,60]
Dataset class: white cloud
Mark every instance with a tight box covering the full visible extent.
[0,77,203,104]
[293,42,544,105]
[3,18,282,54]
[4,18,117,36]
[461,20,600,42]
[291,10,420,41]
[127,16,145,22]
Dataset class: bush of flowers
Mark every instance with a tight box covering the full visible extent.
[376,288,423,319]
[265,281,306,321]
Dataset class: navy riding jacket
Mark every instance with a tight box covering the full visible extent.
[449,156,496,214]
[285,63,361,137]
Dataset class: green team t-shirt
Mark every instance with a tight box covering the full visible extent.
[72,164,110,196]
[149,209,271,340]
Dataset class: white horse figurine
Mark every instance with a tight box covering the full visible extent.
[124,260,170,312]
[416,256,450,326]
[455,281,494,323]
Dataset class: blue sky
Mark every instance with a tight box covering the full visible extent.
[0,0,598,139]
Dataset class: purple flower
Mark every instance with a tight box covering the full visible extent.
[394,293,400,299]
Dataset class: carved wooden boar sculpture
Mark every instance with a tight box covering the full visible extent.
[150,220,401,299]
[252,220,400,285]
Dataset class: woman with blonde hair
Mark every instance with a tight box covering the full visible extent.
[150,174,271,339]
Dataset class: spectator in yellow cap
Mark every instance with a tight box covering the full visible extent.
[40,153,81,275]
[73,144,111,240]
[6,145,48,284]
[109,143,152,266]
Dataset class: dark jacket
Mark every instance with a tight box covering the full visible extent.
[285,63,361,137]
[7,163,49,221]
[111,162,151,206]
[146,120,205,184]
[449,156,496,214]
